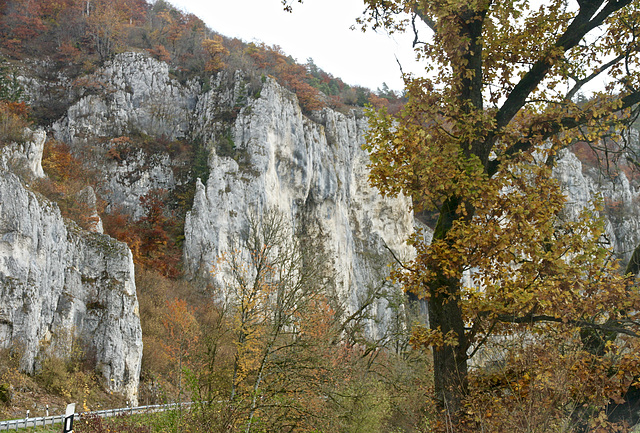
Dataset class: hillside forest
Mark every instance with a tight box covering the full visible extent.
[1,0,640,432]
[0,1,424,432]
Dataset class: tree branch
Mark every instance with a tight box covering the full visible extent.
[495,0,632,131]
[487,88,640,177]
[566,54,626,101]
[412,6,436,34]
[625,242,640,278]
[384,243,415,272]
[467,318,498,360]
[497,313,640,337]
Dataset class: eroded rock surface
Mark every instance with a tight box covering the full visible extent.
[0,143,142,404]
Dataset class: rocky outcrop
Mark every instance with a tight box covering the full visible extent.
[555,149,640,265]
[184,78,415,336]
[75,186,104,234]
[99,148,177,220]
[0,145,142,404]
[49,53,195,219]
[48,53,416,334]
[2,128,46,179]
[53,52,199,143]
[37,51,640,335]
[14,50,640,394]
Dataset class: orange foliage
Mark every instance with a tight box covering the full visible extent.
[146,44,171,63]
[35,140,102,231]
[571,141,602,168]
[0,101,30,145]
[40,140,83,182]
[0,0,46,49]
[1,0,390,115]
[101,207,142,259]
[0,0,147,60]
[105,136,133,162]
[289,79,325,112]
[55,41,84,63]
[570,140,640,182]
[246,43,325,112]
[3,101,29,117]
[368,93,390,110]
[160,297,200,395]
[202,35,229,72]
[102,189,182,278]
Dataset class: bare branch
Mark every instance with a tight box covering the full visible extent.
[412,7,437,34]
[383,243,415,272]
[566,54,626,101]
[488,89,640,176]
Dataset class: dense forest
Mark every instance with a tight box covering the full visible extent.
[0,0,404,118]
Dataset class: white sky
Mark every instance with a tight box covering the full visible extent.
[165,0,424,92]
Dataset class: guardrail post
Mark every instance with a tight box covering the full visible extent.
[62,403,75,433]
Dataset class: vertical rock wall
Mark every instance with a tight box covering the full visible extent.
[49,53,417,334]
[555,148,640,265]
[0,144,142,404]
[11,51,640,399]
[184,78,415,335]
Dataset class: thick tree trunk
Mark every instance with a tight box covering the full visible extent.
[625,243,640,279]
[427,196,469,413]
[428,275,469,413]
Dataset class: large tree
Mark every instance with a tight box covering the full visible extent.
[286,0,640,416]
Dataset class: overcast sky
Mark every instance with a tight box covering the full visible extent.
[166,0,424,92]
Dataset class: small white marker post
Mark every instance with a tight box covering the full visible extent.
[62,403,75,433]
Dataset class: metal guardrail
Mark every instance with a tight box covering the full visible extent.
[0,402,195,431]
[0,414,65,430]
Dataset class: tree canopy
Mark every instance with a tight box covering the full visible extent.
[287,0,640,426]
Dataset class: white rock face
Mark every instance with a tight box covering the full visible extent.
[185,78,415,335]
[49,53,417,333]
[76,186,104,234]
[0,154,142,404]
[52,52,199,143]
[19,50,640,381]
[3,128,46,179]
[50,53,191,218]
[100,149,177,220]
[555,149,640,264]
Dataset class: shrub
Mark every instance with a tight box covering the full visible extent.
[34,139,102,231]
[38,356,74,399]
[36,348,99,403]
[76,413,151,433]
[0,383,11,405]
[103,190,183,278]
[0,101,29,146]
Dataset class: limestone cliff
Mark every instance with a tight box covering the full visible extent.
[46,52,415,337]
[185,78,415,335]
[44,52,640,336]
[0,137,142,404]
[52,52,199,144]
[23,50,640,380]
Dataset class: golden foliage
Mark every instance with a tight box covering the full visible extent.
[202,36,229,72]
[0,101,29,146]
[358,0,640,421]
